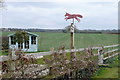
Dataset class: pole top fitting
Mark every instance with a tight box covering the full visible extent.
[71,23,73,25]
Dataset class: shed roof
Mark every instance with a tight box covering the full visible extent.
[8,31,39,37]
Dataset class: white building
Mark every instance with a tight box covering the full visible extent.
[8,32,38,52]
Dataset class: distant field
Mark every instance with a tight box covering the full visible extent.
[1,31,118,51]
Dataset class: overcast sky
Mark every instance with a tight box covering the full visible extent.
[1,0,119,30]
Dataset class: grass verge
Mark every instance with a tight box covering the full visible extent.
[91,56,118,78]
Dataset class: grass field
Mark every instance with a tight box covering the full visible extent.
[1,31,118,51]
[91,56,119,78]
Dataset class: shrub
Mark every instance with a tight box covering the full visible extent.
[0,36,9,52]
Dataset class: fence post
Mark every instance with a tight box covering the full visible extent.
[10,48,15,71]
[98,47,104,65]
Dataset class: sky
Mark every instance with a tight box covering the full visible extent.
[1,0,119,30]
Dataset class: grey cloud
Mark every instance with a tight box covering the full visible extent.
[2,2,118,30]
[7,2,59,8]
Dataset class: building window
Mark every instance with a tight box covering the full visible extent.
[18,42,23,49]
[25,40,29,49]
[31,36,36,44]
[11,36,16,45]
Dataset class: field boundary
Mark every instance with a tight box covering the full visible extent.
[0,44,119,62]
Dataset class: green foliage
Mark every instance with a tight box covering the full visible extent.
[14,31,29,43]
[1,36,9,51]
[0,36,9,55]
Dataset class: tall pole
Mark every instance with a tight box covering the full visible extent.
[73,18,74,24]
[70,18,75,49]
[71,30,74,49]
[64,12,83,50]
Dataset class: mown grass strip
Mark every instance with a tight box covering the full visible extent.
[91,56,118,78]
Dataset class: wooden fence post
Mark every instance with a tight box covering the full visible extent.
[10,48,15,71]
[98,47,104,65]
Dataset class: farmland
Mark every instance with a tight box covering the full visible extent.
[1,31,118,51]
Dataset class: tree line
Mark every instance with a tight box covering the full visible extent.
[0,28,119,34]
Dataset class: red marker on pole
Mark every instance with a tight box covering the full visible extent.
[64,12,83,49]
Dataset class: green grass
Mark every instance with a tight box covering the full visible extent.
[91,56,119,78]
[0,51,9,56]
[92,68,118,78]
[1,31,118,51]
[37,54,52,64]
[34,32,118,51]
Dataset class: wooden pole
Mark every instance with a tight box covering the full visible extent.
[70,18,75,49]
[73,18,74,24]
[71,32,74,49]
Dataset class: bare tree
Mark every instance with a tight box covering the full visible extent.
[0,0,5,8]
[63,25,79,33]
